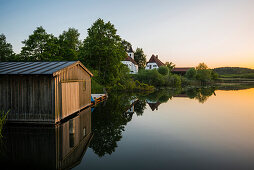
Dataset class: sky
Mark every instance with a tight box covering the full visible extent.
[0,0,254,68]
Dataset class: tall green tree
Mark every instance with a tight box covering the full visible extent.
[81,18,126,85]
[58,28,81,61]
[20,26,60,61]
[0,34,15,61]
[134,48,146,69]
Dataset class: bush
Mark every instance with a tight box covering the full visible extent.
[196,69,212,83]
[185,68,197,79]
[158,66,169,75]
[135,69,183,87]
[170,74,181,87]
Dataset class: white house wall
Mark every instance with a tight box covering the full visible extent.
[127,52,134,59]
[121,61,138,74]
[145,62,158,70]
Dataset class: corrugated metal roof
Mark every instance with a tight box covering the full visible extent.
[0,61,77,75]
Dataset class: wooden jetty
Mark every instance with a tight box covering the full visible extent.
[91,93,107,106]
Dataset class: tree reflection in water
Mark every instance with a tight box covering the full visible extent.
[90,87,217,157]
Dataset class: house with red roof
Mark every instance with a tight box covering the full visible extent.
[145,54,165,70]
[121,46,138,74]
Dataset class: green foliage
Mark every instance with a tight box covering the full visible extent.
[219,73,254,79]
[80,18,126,86]
[134,100,146,116]
[196,62,208,70]
[135,69,182,87]
[194,63,218,83]
[165,62,175,71]
[20,26,60,61]
[134,48,147,69]
[158,66,169,75]
[91,78,105,94]
[121,39,132,51]
[196,69,212,82]
[184,87,216,103]
[58,28,81,61]
[170,74,181,87]
[110,79,154,92]
[0,34,15,61]
[90,93,149,156]
[211,70,219,80]
[214,67,254,75]
[185,68,197,79]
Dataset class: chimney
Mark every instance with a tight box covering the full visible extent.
[156,55,158,59]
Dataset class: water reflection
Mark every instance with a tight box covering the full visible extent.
[89,87,217,157]
[89,94,136,157]
[0,108,92,170]
[2,84,254,170]
[80,85,254,170]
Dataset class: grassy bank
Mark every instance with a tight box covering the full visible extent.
[219,73,254,79]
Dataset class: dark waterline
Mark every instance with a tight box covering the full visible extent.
[1,85,254,170]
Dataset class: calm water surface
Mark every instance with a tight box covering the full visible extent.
[1,85,254,170]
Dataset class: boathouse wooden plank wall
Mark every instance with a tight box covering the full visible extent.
[0,61,93,124]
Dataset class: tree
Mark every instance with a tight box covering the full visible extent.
[185,68,197,79]
[59,28,81,61]
[158,66,169,75]
[20,26,60,61]
[165,62,175,71]
[0,34,14,61]
[196,62,208,70]
[134,48,147,69]
[211,71,219,80]
[81,18,126,85]
[195,63,212,83]
[121,39,132,51]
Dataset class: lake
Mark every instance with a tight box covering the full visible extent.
[1,84,254,170]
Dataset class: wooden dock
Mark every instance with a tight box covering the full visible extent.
[91,94,107,106]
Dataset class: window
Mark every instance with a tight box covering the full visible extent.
[153,65,157,67]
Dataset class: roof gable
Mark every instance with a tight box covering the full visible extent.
[123,55,137,65]
[147,55,165,67]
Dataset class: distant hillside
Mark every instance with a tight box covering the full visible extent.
[213,67,254,75]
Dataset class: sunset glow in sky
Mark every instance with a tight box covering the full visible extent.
[0,0,253,68]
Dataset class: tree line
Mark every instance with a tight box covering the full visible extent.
[0,18,147,87]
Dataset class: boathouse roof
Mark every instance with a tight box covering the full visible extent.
[0,61,93,76]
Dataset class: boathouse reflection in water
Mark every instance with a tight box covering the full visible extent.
[0,107,92,170]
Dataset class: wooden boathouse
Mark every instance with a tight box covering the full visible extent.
[0,61,93,124]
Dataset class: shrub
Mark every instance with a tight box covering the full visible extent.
[196,69,212,82]
[170,74,181,87]
[158,66,169,75]
[185,68,197,79]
